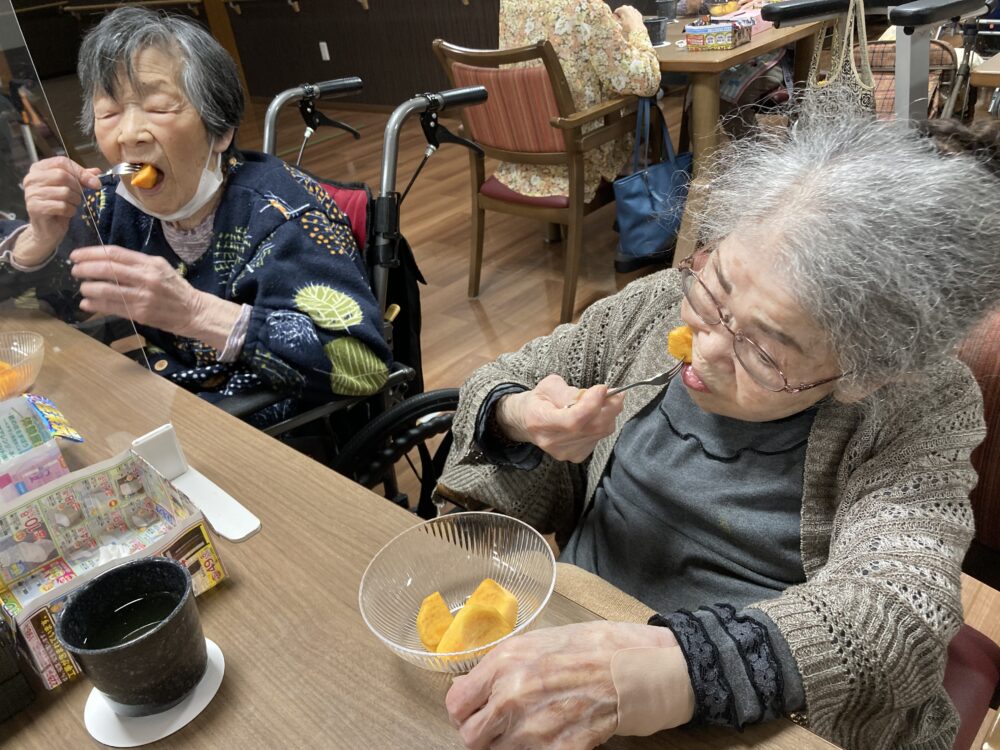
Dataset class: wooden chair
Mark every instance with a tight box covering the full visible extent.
[855,39,959,120]
[946,310,1000,749]
[432,39,638,323]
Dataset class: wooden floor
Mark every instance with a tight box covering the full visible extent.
[252,99,678,391]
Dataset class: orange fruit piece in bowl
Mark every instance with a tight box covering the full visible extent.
[436,603,513,654]
[667,325,693,364]
[416,591,454,651]
[466,578,518,629]
[0,360,20,398]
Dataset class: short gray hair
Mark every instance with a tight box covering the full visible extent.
[77,7,244,139]
[695,96,1000,398]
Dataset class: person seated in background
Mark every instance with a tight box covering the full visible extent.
[496,0,662,202]
[435,99,1000,750]
[0,7,390,427]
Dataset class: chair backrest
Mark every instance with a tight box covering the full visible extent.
[432,39,578,159]
[856,40,957,119]
[957,309,1000,589]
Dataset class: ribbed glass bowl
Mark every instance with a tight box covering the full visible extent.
[359,512,556,674]
[0,332,44,400]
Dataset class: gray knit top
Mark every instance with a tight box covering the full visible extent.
[438,270,984,750]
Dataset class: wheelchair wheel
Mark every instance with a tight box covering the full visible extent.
[333,388,459,518]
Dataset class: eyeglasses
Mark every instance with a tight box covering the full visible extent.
[678,247,844,394]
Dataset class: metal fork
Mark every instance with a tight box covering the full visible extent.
[565,360,684,407]
[100,162,142,178]
[606,360,685,396]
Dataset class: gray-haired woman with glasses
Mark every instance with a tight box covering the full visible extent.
[437,107,1000,750]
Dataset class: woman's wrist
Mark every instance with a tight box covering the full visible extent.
[495,393,532,444]
[183,291,243,352]
[12,227,59,268]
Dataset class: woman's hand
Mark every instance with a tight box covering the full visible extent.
[446,621,679,750]
[70,245,241,350]
[614,5,646,34]
[495,374,624,462]
[15,157,102,266]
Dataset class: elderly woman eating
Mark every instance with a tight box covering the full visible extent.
[0,8,390,425]
[437,105,1000,750]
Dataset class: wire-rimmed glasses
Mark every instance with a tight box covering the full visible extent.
[678,248,843,394]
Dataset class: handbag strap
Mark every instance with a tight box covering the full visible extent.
[631,97,679,173]
[808,0,874,91]
[632,97,649,174]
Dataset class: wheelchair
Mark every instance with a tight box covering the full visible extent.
[77,78,485,519]
[226,78,487,518]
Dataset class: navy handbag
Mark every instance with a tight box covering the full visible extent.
[613,97,693,272]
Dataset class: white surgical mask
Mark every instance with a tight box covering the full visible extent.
[114,141,224,223]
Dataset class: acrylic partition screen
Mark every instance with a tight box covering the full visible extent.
[3,0,392,465]
[0,0,179,466]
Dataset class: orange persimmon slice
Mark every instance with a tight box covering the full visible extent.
[465,578,518,629]
[0,360,20,398]
[436,603,513,654]
[416,591,454,651]
[130,164,158,189]
[667,325,693,364]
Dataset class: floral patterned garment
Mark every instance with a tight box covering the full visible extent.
[497,0,661,201]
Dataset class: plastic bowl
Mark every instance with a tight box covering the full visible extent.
[0,332,44,400]
[359,512,556,674]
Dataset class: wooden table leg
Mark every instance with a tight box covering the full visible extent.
[672,71,720,268]
[793,31,818,86]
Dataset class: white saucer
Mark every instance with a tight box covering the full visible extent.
[83,638,224,748]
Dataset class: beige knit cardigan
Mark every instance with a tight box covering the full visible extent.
[438,271,985,750]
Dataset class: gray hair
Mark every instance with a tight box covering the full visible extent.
[694,95,1000,398]
[77,7,244,140]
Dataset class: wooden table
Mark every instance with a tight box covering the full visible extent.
[971,52,1000,88]
[2,310,838,749]
[657,20,822,266]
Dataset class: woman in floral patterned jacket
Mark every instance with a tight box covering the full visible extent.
[0,8,390,426]
[497,0,662,202]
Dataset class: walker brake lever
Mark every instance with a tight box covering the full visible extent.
[419,111,483,156]
[298,98,361,140]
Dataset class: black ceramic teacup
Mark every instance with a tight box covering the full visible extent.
[643,15,669,45]
[56,557,207,717]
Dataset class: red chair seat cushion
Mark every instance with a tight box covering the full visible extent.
[943,623,1000,750]
[480,176,569,209]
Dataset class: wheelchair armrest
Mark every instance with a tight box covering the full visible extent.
[761,0,849,26]
[432,481,490,513]
[889,0,988,30]
[217,389,290,420]
[220,361,416,434]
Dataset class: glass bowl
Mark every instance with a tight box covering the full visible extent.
[0,332,44,400]
[359,512,556,674]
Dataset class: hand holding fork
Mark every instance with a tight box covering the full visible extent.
[14,156,104,267]
[564,360,684,407]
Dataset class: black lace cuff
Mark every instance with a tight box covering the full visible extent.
[651,605,792,730]
[707,603,785,723]
[651,610,739,727]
